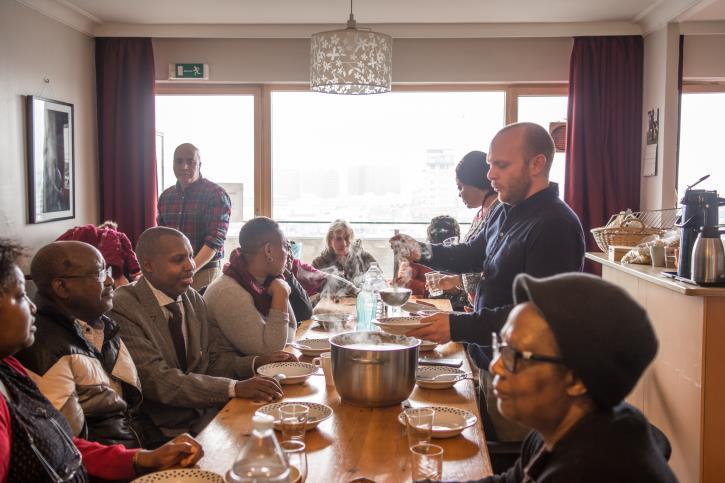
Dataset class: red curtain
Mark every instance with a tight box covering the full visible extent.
[96,38,157,244]
[564,36,644,273]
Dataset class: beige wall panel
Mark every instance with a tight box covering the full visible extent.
[0,1,97,262]
[153,37,572,84]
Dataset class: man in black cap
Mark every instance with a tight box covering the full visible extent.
[467,272,676,482]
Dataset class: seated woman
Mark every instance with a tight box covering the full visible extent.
[284,242,313,323]
[57,221,141,287]
[204,217,296,356]
[398,215,460,297]
[0,239,203,481]
[312,220,377,284]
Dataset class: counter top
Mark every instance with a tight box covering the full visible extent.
[586,252,725,297]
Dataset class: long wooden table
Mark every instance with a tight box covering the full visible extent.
[196,298,492,482]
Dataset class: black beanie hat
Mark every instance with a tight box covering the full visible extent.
[455,151,492,192]
[513,272,658,409]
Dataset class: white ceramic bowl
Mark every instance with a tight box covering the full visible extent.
[402,301,439,313]
[372,316,431,336]
[397,405,477,438]
[311,313,353,332]
[132,469,223,482]
[418,339,438,352]
[255,401,333,431]
[256,362,316,385]
[291,338,331,357]
[415,366,467,389]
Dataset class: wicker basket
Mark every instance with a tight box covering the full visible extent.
[590,215,664,253]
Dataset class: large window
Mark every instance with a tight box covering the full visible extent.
[516,94,568,196]
[678,91,725,224]
[155,94,256,222]
[271,90,506,241]
[153,85,567,272]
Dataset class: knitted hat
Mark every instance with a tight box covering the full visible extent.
[455,151,492,192]
[513,272,658,409]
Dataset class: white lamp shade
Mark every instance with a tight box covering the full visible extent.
[310,28,392,95]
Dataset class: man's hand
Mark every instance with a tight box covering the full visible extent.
[389,234,422,262]
[406,312,452,344]
[267,278,291,298]
[234,376,283,401]
[436,274,462,292]
[135,433,204,471]
[256,351,298,367]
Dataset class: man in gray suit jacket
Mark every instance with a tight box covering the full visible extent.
[112,227,295,437]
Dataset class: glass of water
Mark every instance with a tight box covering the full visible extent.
[279,403,309,442]
[280,440,307,483]
[410,443,444,481]
[405,407,435,449]
[425,272,444,297]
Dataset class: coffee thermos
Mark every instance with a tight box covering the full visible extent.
[677,176,725,283]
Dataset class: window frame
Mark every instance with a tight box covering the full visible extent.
[155,82,567,218]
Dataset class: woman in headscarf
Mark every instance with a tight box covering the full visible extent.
[437,151,499,304]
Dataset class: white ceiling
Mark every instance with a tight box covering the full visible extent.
[16,0,725,37]
[62,0,662,25]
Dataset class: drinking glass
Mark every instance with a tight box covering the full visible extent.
[280,440,308,483]
[279,404,309,442]
[405,407,435,449]
[410,443,444,481]
[442,237,458,247]
[425,272,444,297]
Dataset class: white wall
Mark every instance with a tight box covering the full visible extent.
[153,37,573,83]
[0,1,98,262]
[640,24,680,212]
[683,34,725,80]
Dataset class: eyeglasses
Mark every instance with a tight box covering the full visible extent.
[491,332,565,373]
[58,266,113,283]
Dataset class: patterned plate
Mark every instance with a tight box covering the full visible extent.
[397,406,477,438]
[418,339,438,352]
[132,469,224,482]
[257,362,316,385]
[291,338,331,357]
[256,401,334,430]
[415,366,467,389]
[372,317,430,335]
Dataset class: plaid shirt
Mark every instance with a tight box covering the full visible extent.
[157,177,231,263]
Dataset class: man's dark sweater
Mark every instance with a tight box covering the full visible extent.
[422,183,585,364]
[466,404,678,483]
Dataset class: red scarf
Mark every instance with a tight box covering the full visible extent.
[223,248,278,316]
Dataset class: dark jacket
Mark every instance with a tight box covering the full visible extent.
[16,296,157,448]
[286,271,313,323]
[467,404,678,483]
[423,183,585,366]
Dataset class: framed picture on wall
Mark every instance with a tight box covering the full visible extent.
[25,95,75,223]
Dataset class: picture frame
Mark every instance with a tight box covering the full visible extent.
[26,95,75,223]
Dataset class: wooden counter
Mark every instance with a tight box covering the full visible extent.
[587,252,725,483]
[195,298,492,482]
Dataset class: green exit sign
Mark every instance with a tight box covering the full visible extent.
[170,63,209,80]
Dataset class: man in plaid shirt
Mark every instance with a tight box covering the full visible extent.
[157,143,231,291]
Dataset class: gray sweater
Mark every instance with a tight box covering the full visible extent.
[203,274,296,356]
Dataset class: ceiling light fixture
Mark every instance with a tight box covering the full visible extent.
[310,0,392,95]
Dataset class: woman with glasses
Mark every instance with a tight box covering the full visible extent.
[204,217,298,356]
[0,239,204,481]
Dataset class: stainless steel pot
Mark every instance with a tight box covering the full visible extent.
[329,331,420,407]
